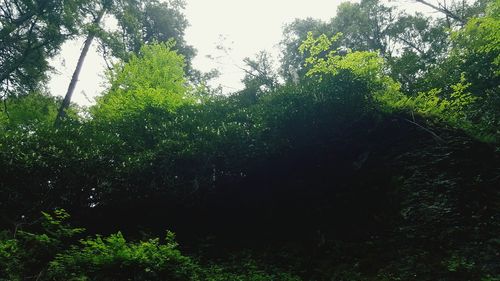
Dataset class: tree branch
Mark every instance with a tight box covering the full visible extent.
[414,0,466,24]
[395,34,426,55]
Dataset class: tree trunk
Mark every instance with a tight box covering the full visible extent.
[55,9,106,126]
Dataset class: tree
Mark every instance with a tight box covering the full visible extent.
[238,51,279,104]
[55,4,108,125]
[280,0,401,83]
[278,0,460,96]
[329,0,397,56]
[99,0,195,64]
[299,31,400,98]
[55,0,194,124]
[0,91,61,130]
[386,13,449,94]
[0,0,83,97]
[420,0,500,140]
[91,42,191,122]
[280,18,331,82]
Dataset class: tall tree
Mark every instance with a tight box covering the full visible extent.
[55,6,107,124]
[278,0,459,95]
[329,0,397,55]
[0,0,83,98]
[386,13,449,94]
[97,0,195,64]
[238,51,279,104]
[279,18,331,82]
[55,0,194,124]
[92,42,190,123]
[279,0,399,83]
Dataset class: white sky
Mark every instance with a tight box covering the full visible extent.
[47,0,432,106]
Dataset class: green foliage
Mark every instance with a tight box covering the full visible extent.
[298,22,497,142]
[414,0,500,141]
[452,0,500,74]
[0,92,63,130]
[445,254,475,273]
[386,14,450,94]
[329,0,395,54]
[380,74,476,115]
[280,17,332,81]
[240,51,279,102]
[92,42,191,121]
[427,0,500,98]
[203,259,302,281]
[0,209,84,281]
[279,0,450,92]
[0,119,113,220]
[49,238,303,281]
[299,31,400,109]
[0,0,84,96]
[47,231,200,281]
[1,210,303,281]
[377,72,499,141]
[101,0,195,68]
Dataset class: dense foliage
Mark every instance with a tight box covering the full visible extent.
[0,0,83,96]
[0,0,499,280]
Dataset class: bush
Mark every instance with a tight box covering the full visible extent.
[0,210,303,281]
[47,231,200,281]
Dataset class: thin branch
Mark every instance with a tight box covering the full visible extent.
[0,4,13,21]
[414,0,466,24]
[394,34,426,55]
[404,118,445,142]
[35,270,44,281]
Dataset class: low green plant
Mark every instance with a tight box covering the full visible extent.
[445,254,475,273]
[1,210,303,281]
[47,231,200,281]
[0,209,84,281]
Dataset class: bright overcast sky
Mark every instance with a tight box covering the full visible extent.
[47,0,430,106]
